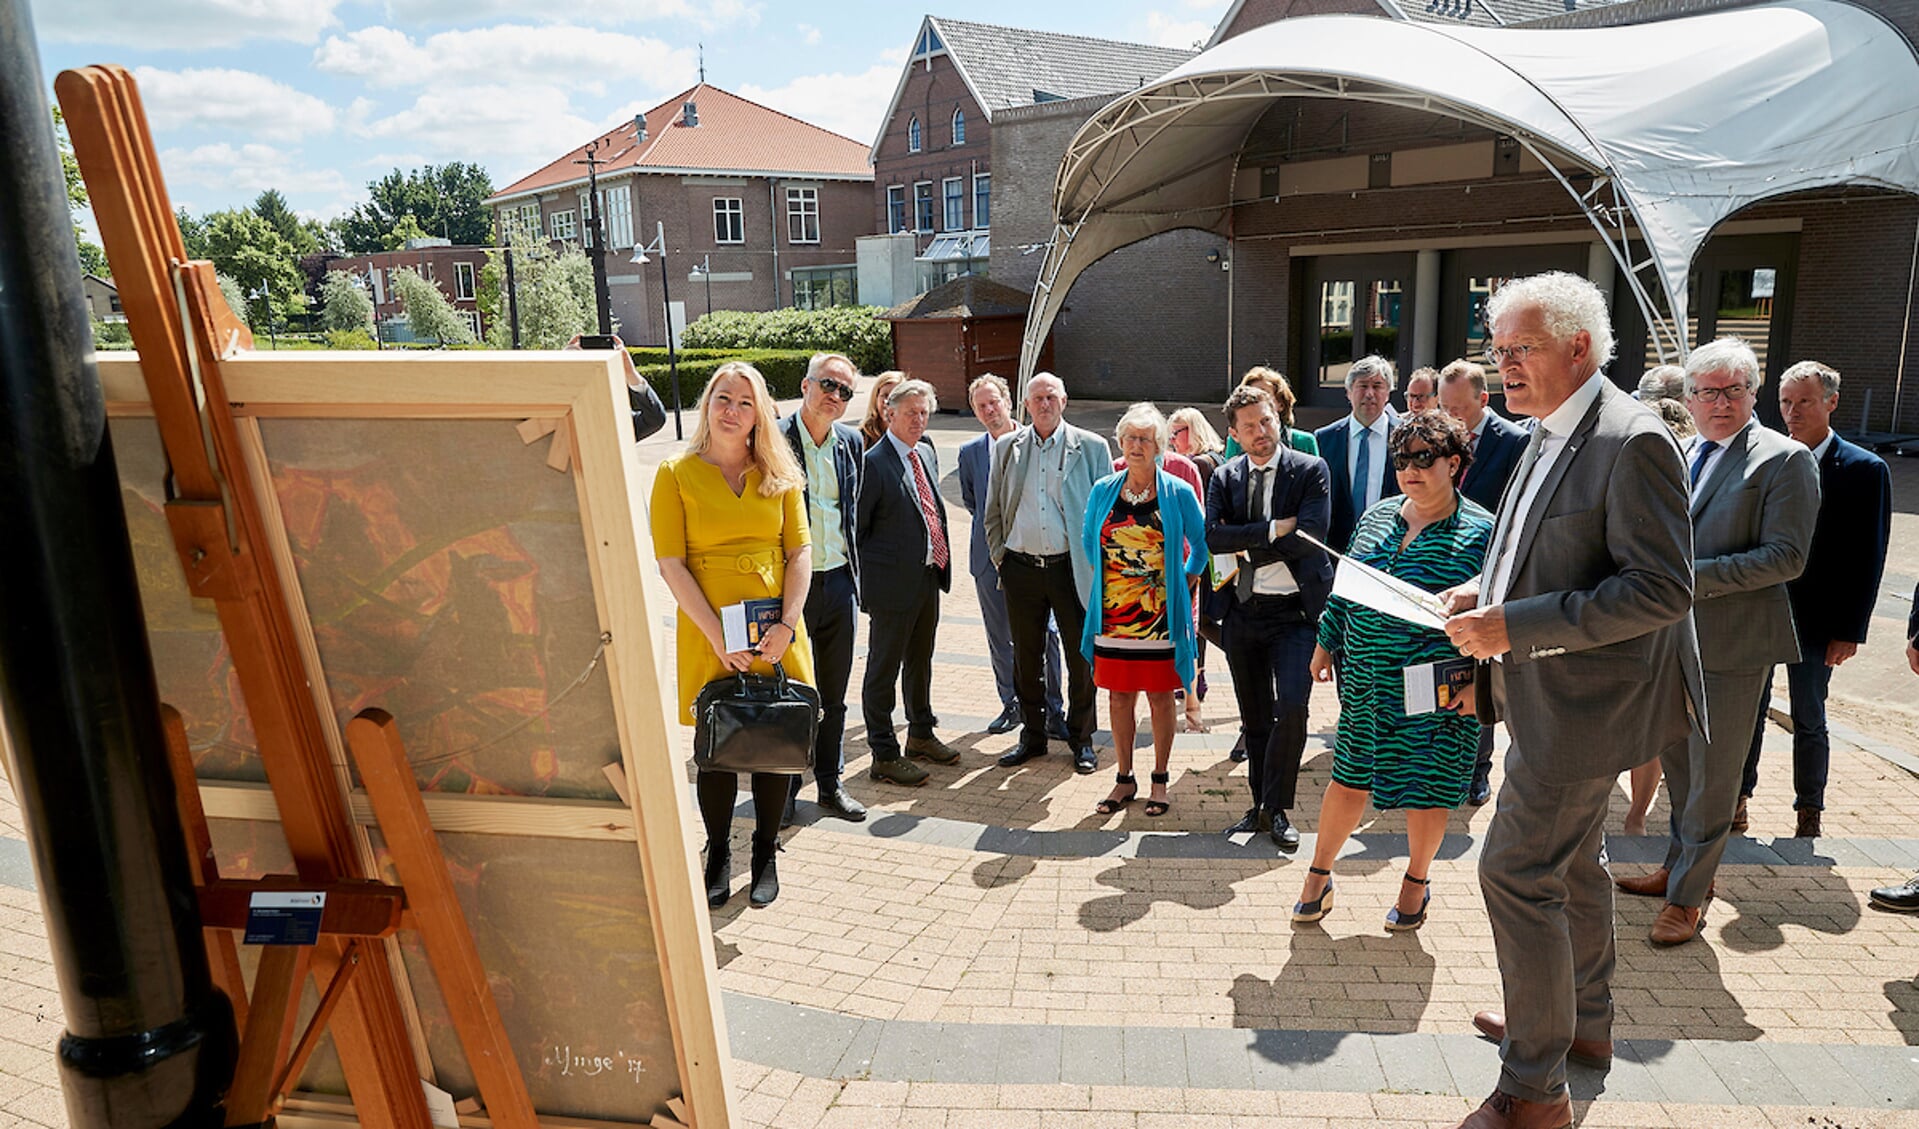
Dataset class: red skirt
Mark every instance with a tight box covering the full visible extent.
[1092,637,1182,693]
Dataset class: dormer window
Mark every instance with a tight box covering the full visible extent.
[952,108,966,146]
[908,115,921,153]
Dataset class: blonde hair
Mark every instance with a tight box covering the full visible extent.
[1168,407,1224,455]
[861,370,905,448]
[688,362,804,496]
[1239,366,1297,429]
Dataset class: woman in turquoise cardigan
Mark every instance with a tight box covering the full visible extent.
[1079,403,1209,818]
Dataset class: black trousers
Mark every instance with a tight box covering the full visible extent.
[794,565,856,798]
[1000,553,1096,751]
[861,567,942,758]
[1221,598,1315,812]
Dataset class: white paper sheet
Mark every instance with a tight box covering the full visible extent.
[1299,532,1451,631]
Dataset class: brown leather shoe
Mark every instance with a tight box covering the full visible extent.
[1649,902,1705,945]
[1451,1089,1573,1129]
[1470,1011,1612,1068]
[1730,795,1750,834]
[1795,807,1822,838]
[1614,866,1669,897]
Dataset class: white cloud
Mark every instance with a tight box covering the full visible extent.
[378,0,759,31]
[31,0,344,47]
[356,85,600,185]
[798,23,822,46]
[314,24,696,95]
[132,67,336,143]
[159,142,349,197]
[738,53,906,147]
[1144,11,1215,49]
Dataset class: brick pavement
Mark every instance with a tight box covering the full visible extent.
[3,379,1917,1127]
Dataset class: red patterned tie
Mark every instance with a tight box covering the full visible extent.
[908,449,949,569]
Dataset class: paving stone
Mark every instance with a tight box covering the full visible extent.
[992,1023,1065,1085]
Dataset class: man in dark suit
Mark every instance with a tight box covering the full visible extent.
[1737,360,1891,837]
[855,378,962,785]
[1206,384,1333,851]
[1313,354,1401,550]
[957,374,1065,737]
[777,353,870,824]
[1442,272,1702,1129]
[1437,357,1529,805]
[1615,337,1816,943]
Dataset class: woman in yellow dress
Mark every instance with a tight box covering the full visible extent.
[651,361,815,909]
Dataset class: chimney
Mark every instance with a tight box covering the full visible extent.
[633,111,647,141]
[682,100,699,127]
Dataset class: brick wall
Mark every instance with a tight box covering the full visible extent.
[873,55,992,247]
[1784,193,1919,434]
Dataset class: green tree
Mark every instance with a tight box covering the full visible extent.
[54,107,109,274]
[338,163,495,252]
[177,207,212,260]
[319,270,374,333]
[391,268,474,346]
[381,213,430,251]
[216,272,246,321]
[203,209,305,329]
[478,251,508,347]
[480,235,600,349]
[252,189,318,255]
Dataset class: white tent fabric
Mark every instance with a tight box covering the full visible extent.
[1020,0,1919,379]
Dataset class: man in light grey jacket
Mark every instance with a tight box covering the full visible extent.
[1614,336,1817,944]
[983,372,1112,774]
[1442,272,1703,1129]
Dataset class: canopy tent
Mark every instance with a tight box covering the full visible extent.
[1018,0,1919,381]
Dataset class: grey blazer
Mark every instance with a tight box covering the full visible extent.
[1483,380,1707,784]
[1688,423,1819,672]
[982,421,1112,607]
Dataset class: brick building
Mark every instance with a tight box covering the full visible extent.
[325,239,491,343]
[990,0,1919,435]
[869,17,1192,296]
[486,84,872,348]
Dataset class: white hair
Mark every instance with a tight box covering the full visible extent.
[1779,359,1840,398]
[807,352,857,382]
[1684,336,1762,394]
[1346,354,1397,391]
[1485,271,1616,369]
[887,378,939,413]
[1026,371,1067,400]
[1114,402,1168,451]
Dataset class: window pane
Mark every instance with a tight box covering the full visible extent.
[943,179,963,231]
[974,174,990,229]
[915,183,934,232]
[888,187,906,234]
[1365,279,1403,359]
[1716,266,1776,374]
[1317,280,1355,387]
[953,109,966,146]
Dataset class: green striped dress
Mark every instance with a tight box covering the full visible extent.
[1317,495,1494,809]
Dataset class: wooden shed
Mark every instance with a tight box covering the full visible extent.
[883,276,1054,410]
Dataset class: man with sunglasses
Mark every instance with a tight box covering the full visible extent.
[1614,336,1816,943]
[776,353,871,822]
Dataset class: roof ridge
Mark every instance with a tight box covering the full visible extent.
[929,15,1197,55]
[661,81,868,146]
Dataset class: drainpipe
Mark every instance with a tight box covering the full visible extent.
[769,178,781,308]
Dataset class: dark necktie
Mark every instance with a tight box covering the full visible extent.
[1238,466,1269,600]
[1351,426,1371,517]
[1690,439,1720,489]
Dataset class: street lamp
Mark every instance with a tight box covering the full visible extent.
[690,254,713,319]
[249,283,277,350]
[631,221,683,438]
[574,138,616,335]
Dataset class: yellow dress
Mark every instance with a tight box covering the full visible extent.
[650,452,815,726]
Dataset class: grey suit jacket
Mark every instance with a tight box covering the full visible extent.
[982,421,1112,606]
[1687,422,1819,672]
[1483,379,1707,784]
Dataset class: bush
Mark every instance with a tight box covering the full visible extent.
[325,327,379,350]
[681,306,892,374]
[630,348,814,402]
[93,319,134,350]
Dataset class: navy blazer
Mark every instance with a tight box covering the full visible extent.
[1787,432,1892,647]
[855,433,952,613]
[956,430,998,580]
[1460,411,1528,512]
[1203,448,1335,621]
[780,413,865,604]
[1314,413,1401,551]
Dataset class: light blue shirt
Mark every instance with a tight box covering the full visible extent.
[1006,428,1071,556]
[798,420,848,571]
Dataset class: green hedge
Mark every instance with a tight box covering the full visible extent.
[680,306,893,374]
[631,348,815,401]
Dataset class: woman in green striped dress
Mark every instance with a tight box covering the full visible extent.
[1292,410,1493,932]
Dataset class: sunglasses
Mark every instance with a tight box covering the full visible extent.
[814,376,856,401]
[1392,448,1448,470]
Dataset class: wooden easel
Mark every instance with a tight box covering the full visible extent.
[58,65,536,1129]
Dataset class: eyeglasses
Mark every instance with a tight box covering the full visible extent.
[1169,426,1190,439]
[814,376,855,401]
[1392,448,1447,470]
[1690,384,1750,404]
[1484,343,1543,367]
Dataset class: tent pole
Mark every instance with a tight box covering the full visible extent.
[1892,207,1918,434]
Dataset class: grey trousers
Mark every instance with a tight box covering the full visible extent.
[1480,739,1618,1104]
[1660,666,1768,907]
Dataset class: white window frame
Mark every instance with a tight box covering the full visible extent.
[462,310,482,339]
[454,261,476,300]
[908,115,921,153]
[369,268,384,305]
[786,186,820,245]
[603,184,634,249]
[942,177,963,232]
[913,181,934,234]
[973,172,991,229]
[713,197,745,244]
[951,107,966,146]
[549,208,577,241]
[887,185,907,234]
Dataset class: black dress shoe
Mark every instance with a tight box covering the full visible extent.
[998,744,1047,768]
[1073,744,1098,774]
[986,704,1022,735]
[818,788,867,822]
[1871,873,1919,913]
[1223,807,1262,835]
[1229,731,1248,764]
[1047,714,1072,742]
[1270,810,1301,851]
[1468,777,1492,807]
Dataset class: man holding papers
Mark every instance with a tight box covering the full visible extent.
[1204,384,1333,851]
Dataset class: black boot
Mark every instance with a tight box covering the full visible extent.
[749,835,781,907]
[704,842,731,908]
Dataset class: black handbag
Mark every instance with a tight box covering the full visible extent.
[692,665,819,774]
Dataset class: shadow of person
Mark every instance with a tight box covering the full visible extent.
[1228,932,1439,1037]
[1076,858,1272,932]
[1885,977,1919,1044]
[971,853,1037,889]
[1713,848,1864,954]
[712,935,742,970]
[1608,925,1761,1059]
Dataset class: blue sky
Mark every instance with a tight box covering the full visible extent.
[32,0,1228,229]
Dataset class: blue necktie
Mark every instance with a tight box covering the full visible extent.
[1352,426,1371,516]
[1690,439,1720,489]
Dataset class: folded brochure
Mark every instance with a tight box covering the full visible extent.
[721,597,784,653]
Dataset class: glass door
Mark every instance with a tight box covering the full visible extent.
[1300,253,1417,408]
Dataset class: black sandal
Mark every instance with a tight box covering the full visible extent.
[1095,773,1137,815]
[1386,874,1431,932]
[1144,770,1171,817]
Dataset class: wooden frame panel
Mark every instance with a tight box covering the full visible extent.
[100,351,732,1128]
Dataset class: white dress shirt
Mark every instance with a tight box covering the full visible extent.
[1686,419,1752,505]
[1347,412,1392,513]
[1244,452,1301,596]
[1005,427,1072,556]
[1807,429,1835,463]
[1485,371,1608,610]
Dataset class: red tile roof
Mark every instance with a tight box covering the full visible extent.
[488,84,872,201]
